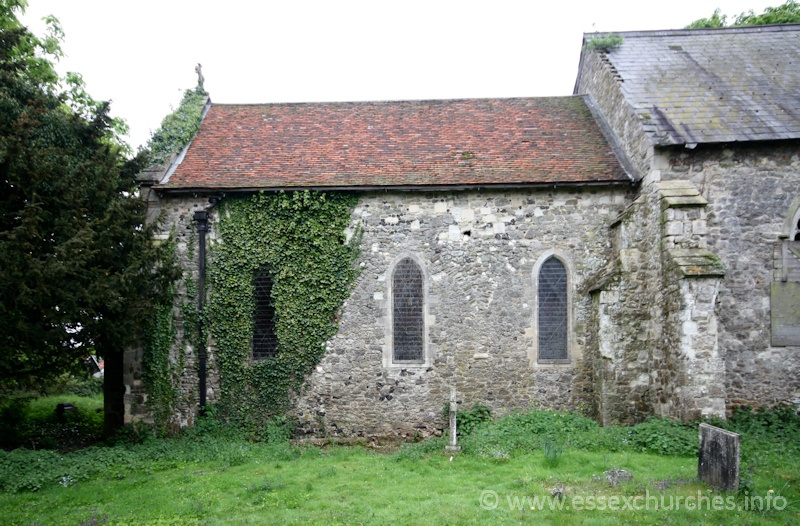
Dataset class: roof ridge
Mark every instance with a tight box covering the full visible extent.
[583,23,800,39]
[208,95,587,108]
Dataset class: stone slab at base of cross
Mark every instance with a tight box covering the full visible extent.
[445,387,461,453]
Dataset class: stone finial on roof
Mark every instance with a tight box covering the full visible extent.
[195,63,204,92]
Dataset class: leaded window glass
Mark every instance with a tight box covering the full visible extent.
[793,213,800,241]
[538,257,568,361]
[393,258,424,362]
[252,267,278,360]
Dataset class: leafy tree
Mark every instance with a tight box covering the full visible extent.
[0,1,179,433]
[687,0,800,28]
[686,9,729,28]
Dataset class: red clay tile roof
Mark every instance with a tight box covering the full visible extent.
[158,96,631,190]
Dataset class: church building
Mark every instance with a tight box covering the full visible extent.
[129,24,800,437]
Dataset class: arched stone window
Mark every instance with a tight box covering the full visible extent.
[392,257,425,363]
[535,255,570,363]
[784,197,800,241]
[773,202,800,346]
[252,266,278,360]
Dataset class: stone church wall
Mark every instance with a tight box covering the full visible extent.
[591,170,727,424]
[589,187,663,425]
[575,51,653,177]
[127,141,800,433]
[125,193,219,427]
[658,142,800,409]
[292,186,633,438]
[128,187,638,436]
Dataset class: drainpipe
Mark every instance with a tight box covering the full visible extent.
[193,196,220,412]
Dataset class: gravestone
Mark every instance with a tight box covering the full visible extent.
[445,388,461,453]
[55,403,77,422]
[698,423,740,491]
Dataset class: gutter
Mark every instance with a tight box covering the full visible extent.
[156,179,638,196]
[192,195,221,412]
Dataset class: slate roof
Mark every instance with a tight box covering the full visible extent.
[577,24,800,146]
[158,96,631,191]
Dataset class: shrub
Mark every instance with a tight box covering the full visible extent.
[443,402,492,437]
[622,418,697,456]
[461,408,600,456]
[67,376,104,398]
[709,405,800,465]
[583,33,623,52]
[0,396,32,450]
[265,415,294,444]
[724,405,800,442]
[0,395,103,451]
[43,373,104,398]
[458,409,703,457]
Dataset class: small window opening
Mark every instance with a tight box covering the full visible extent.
[252,267,278,360]
[393,258,424,362]
[538,257,568,361]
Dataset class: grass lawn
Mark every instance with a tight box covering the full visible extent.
[1,393,104,451]
[1,438,798,525]
[1,406,799,525]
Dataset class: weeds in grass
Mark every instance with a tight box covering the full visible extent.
[0,420,307,494]
[316,466,337,478]
[3,401,799,515]
[248,476,285,494]
[77,510,108,525]
[484,447,511,463]
[542,437,564,468]
[395,435,447,460]
[1,406,799,524]
[460,408,706,459]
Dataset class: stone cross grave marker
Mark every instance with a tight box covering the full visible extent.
[445,387,461,453]
[698,423,740,491]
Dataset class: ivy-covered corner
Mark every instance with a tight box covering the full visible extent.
[147,86,209,166]
[139,238,183,435]
[141,284,179,432]
[133,73,211,434]
[206,190,361,437]
[140,225,203,435]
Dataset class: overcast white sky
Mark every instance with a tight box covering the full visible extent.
[21,0,778,150]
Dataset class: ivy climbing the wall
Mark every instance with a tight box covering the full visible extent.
[146,85,208,166]
[139,75,207,433]
[207,191,361,436]
[141,240,180,435]
[142,284,179,433]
